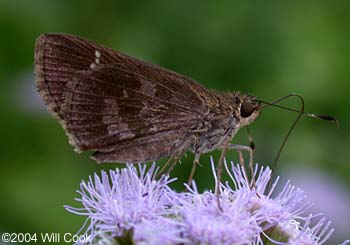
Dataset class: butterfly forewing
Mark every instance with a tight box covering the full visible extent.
[35,33,216,163]
[35,33,132,118]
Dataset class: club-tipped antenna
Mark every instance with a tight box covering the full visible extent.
[258,98,339,128]
[256,93,339,175]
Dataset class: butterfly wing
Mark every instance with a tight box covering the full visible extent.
[35,33,219,163]
[34,33,216,117]
[35,33,132,119]
[62,64,205,162]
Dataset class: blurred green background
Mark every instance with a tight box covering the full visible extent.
[0,0,349,244]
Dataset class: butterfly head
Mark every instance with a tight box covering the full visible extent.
[236,93,261,128]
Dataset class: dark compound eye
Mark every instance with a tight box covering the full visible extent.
[240,102,255,118]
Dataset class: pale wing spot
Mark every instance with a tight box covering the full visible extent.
[141,79,157,97]
[90,50,102,69]
[149,125,158,133]
[101,98,135,139]
[102,98,119,123]
[123,90,128,98]
[107,123,135,140]
[103,98,119,113]
[118,131,135,140]
[95,50,101,64]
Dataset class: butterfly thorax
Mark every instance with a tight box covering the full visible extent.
[189,91,242,154]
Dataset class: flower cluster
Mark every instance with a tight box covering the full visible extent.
[65,158,346,244]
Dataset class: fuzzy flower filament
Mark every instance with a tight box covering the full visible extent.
[65,158,345,244]
[65,164,183,244]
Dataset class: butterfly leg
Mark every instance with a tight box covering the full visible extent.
[166,155,180,175]
[216,138,231,211]
[187,153,201,187]
[246,126,255,153]
[236,150,250,188]
[229,144,255,188]
[164,140,192,176]
[186,135,202,187]
[157,155,175,178]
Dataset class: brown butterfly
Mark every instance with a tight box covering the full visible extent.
[34,33,337,196]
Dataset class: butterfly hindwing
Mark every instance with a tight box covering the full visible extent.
[61,65,204,162]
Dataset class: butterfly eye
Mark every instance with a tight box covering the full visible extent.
[240,102,255,118]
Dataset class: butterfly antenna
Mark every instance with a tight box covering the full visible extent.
[256,93,338,176]
[259,97,339,128]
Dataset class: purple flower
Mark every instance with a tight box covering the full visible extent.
[65,158,346,244]
[284,215,334,245]
[178,184,261,244]
[65,163,177,243]
[132,218,188,245]
[222,158,337,244]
